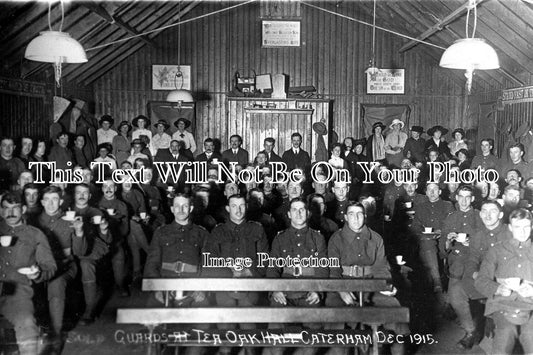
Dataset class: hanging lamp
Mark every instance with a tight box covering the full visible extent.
[24,1,87,87]
[166,2,194,107]
[365,0,380,79]
[439,0,499,93]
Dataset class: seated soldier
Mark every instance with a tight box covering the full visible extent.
[475,208,533,354]
[203,194,269,355]
[34,186,87,344]
[145,193,209,355]
[0,192,56,354]
[264,197,328,355]
[326,202,409,355]
[307,193,339,242]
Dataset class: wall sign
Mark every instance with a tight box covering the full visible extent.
[152,65,191,90]
[366,69,405,94]
[262,20,300,47]
[501,86,533,105]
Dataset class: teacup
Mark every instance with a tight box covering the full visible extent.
[65,211,76,220]
[424,227,433,233]
[167,186,174,192]
[106,208,115,215]
[93,215,102,224]
[395,255,404,264]
[0,235,12,247]
[456,233,468,243]
[140,212,147,219]
[404,202,412,209]
[384,215,391,222]
[212,158,219,163]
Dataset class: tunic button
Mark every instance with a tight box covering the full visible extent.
[518,264,522,268]
[297,243,301,247]
[180,251,183,254]
[181,239,184,242]
[5,262,8,266]
[358,254,362,257]
[7,250,10,254]
[491,243,494,247]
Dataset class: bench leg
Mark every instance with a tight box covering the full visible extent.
[371,325,379,355]
[144,325,162,355]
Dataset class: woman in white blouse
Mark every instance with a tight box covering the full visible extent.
[131,115,154,155]
[448,128,468,156]
[385,119,408,168]
[172,118,196,160]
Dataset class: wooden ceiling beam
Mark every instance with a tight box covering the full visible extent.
[399,0,485,53]
[0,3,49,42]
[80,1,202,85]
[81,1,157,48]
[59,2,166,79]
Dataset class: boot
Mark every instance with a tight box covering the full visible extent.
[457,331,477,350]
[80,282,98,325]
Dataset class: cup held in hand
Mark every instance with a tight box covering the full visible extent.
[457,233,468,243]
[92,215,102,224]
[0,235,12,247]
[424,227,433,233]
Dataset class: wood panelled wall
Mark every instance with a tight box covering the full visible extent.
[93,1,470,153]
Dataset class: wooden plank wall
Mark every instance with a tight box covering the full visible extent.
[93,1,470,153]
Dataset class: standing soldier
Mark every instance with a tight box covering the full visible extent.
[265,197,328,355]
[204,194,269,355]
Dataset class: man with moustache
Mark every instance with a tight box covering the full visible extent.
[145,194,209,301]
[203,194,269,355]
[0,192,56,355]
[34,186,87,342]
[501,185,523,224]
[264,197,328,355]
[71,183,109,325]
[196,138,222,164]
[453,200,510,349]
[98,180,129,296]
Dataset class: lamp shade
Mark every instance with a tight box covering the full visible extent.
[439,38,499,70]
[166,89,194,103]
[25,31,87,63]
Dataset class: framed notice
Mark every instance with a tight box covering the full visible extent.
[262,20,300,47]
[366,69,405,94]
[152,65,191,90]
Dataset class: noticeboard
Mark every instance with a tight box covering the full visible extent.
[366,69,405,94]
[262,20,301,47]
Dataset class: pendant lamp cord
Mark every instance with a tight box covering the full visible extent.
[174,2,184,91]
[371,0,376,66]
[465,0,477,39]
[48,0,65,32]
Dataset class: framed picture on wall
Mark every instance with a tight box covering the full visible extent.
[262,20,301,47]
[152,65,191,90]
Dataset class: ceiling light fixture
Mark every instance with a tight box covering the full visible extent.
[439,0,499,93]
[24,0,87,87]
[166,2,194,108]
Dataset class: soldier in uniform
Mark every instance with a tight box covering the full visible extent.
[325,180,351,227]
[33,186,88,341]
[475,208,533,354]
[144,193,210,355]
[326,201,409,355]
[265,197,328,355]
[455,200,510,349]
[203,194,269,355]
[0,192,56,354]
[410,183,454,293]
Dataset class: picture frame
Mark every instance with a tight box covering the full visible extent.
[152,65,191,90]
[262,20,301,47]
[366,69,405,95]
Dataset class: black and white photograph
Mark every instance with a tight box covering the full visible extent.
[1,1,533,354]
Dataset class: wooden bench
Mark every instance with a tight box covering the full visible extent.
[117,278,409,355]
